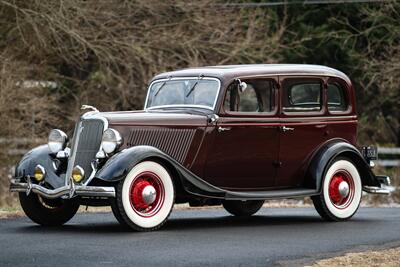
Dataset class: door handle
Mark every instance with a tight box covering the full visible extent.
[218,126,231,132]
[281,126,295,132]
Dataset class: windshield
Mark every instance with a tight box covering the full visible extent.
[145,78,220,110]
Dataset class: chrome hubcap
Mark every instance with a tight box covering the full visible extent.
[142,185,157,205]
[338,181,350,198]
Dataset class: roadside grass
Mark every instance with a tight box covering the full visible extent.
[311,247,400,267]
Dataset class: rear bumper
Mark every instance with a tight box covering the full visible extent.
[362,175,393,195]
[9,177,115,199]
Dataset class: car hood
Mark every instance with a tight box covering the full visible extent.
[99,110,209,127]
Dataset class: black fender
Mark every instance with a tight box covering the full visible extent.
[307,140,381,192]
[14,145,66,189]
[95,146,225,198]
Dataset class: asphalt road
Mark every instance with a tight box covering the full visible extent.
[1,207,400,267]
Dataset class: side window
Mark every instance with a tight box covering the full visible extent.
[224,79,274,113]
[328,82,348,112]
[283,80,322,112]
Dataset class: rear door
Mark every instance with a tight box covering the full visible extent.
[277,76,329,187]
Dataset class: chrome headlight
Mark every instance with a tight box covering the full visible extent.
[101,128,122,154]
[48,129,68,153]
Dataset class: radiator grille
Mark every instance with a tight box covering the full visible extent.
[69,119,104,183]
[127,128,196,163]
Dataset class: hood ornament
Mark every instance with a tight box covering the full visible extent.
[81,105,99,113]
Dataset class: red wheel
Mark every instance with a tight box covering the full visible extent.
[114,161,175,231]
[312,158,362,221]
[328,170,354,209]
[129,171,165,218]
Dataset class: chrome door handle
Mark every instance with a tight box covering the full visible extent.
[281,126,294,132]
[218,126,231,132]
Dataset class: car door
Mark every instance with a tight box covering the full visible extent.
[205,78,280,190]
[277,76,329,187]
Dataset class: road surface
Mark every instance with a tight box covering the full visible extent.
[1,207,399,266]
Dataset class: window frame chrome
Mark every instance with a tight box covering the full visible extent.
[144,77,221,112]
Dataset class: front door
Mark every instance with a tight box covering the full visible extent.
[277,77,328,187]
[205,78,279,190]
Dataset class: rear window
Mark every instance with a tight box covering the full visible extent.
[328,82,348,112]
[283,81,322,112]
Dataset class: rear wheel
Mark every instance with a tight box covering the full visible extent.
[222,200,264,217]
[114,161,175,231]
[312,157,362,221]
[19,193,79,226]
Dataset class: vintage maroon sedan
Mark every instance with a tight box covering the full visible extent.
[10,64,390,231]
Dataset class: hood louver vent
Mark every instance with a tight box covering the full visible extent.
[127,128,196,164]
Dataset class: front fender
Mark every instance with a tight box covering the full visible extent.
[15,145,65,189]
[95,145,225,197]
[307,141,381,192]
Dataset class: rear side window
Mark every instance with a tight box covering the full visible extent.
[283,80,322,112]
[328,82,348,112]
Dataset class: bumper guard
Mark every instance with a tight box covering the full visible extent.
[362,175,394,195]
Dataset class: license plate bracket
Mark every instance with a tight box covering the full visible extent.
[361,146,378,160]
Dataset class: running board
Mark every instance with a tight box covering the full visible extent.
[224,188,319,200]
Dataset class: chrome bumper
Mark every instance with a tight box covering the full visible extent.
[9,177,115,199]
[362,175,394,195]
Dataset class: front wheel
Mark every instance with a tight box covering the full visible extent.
[312,157,362,221]
[114,161,175,231]
[19,192,79,226]
[222,200,264,217]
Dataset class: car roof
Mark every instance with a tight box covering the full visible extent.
[151,64,351,84]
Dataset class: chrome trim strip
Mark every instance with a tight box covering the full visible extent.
[146,104,214,111]
[65,120,82,187]
[144,77,221,111]
[84,161,98,186]
[10,179,115,198]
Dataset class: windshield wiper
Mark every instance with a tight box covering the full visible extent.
[154,76,172,97]
[186,75,204,97]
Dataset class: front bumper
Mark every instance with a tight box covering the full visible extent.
[10,177,115,199]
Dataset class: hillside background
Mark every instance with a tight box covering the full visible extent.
[0,0,399,207]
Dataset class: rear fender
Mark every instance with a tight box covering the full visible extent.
[307,141,380,192]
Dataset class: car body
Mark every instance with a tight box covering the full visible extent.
[10,64,391,231]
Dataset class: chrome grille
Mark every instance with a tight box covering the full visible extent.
[127,128,196,163]
[67,119,104,184]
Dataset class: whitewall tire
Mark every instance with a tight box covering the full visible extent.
[312,158,362,221]
[114,161,175,231]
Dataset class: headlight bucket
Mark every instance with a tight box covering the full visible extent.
[101,128,122,154]
[48,129,68,154]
